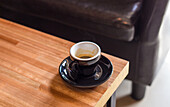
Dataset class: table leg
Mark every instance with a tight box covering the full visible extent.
[106,92,116,107]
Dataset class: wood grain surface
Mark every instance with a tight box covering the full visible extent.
[0,18,129,107]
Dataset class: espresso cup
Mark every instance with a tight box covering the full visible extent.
[70,41,101,66]
[69,41,101,76]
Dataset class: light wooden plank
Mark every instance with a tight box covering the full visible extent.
[0,66,40,89]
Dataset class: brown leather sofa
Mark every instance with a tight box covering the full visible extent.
[0,0,169,100]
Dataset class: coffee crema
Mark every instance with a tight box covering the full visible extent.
[76,54,94,59]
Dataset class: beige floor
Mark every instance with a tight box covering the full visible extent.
[116,2,170,107]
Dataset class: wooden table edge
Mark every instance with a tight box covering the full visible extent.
[95,62,129,107]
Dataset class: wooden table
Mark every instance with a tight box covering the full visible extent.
[0,18,129,107]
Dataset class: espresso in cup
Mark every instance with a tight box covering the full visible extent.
[69,41,101,76]
[77,54,93,59]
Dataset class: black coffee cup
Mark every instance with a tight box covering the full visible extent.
[69,41,101,76]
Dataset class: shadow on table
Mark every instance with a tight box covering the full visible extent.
[116,95,139,107]
[49,74,96,103]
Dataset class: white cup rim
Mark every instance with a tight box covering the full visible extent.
[70,41,101,61]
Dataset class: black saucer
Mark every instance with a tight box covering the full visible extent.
[59,55,113,88]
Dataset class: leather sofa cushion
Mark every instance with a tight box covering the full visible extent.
[0,0,142,41]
